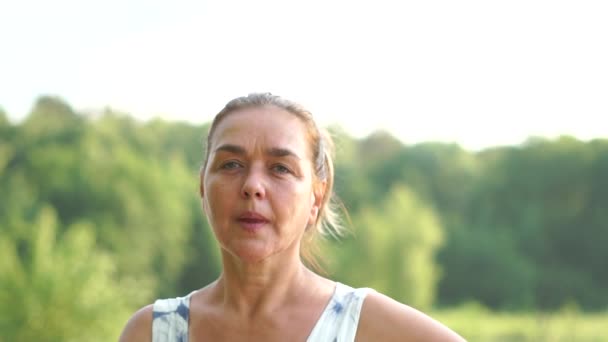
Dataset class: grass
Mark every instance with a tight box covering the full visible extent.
[432,302,608,342]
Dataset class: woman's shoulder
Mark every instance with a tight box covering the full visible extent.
[118,304,154,342]
[356,291,466,342]
[119,292,195,342]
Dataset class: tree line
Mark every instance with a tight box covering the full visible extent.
[1,96,606,340]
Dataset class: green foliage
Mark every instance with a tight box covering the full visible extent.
[332,185,444,310]
[461,136,608,310]
[434,301,608,342]
[0,98,221,339]
[1,96,607,339]
[0,108,8,127]
[438,227,536,310]
[0,206,142,342]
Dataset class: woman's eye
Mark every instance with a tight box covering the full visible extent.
[272,164,291,174]
[221,161,242,170]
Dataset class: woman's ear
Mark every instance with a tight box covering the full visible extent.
[308,180,327,225]
[314,180,326,208]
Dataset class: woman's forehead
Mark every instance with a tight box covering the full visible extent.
[210,106,313,156]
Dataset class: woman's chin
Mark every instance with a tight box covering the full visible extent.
[223,242,275,264]
[219,237,300,266]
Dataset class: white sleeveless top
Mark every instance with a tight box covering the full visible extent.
[152,282,371,341]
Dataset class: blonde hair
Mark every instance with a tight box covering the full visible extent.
[202,93,347,270]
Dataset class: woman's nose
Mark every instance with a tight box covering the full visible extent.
[241,169,266,199]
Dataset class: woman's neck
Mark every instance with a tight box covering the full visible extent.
[211,250,322,318]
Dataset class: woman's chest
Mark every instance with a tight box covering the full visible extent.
[188,308,321,342]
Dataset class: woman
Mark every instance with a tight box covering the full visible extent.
[119,93,465,341]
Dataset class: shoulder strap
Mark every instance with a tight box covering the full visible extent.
[152,294,192,342]
[307,282,371,342]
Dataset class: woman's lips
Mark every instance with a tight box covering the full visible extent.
[237,218,267,231]
[237,212,269,232]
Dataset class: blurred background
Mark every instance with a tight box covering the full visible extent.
[1,1,607,341]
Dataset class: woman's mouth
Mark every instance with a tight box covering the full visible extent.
[237,212,269,232]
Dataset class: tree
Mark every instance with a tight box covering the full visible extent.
[438,225,536,310]
[0,206,143,341]
[332,185,444,310]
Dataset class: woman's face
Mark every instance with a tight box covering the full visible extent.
[201,106,323,263]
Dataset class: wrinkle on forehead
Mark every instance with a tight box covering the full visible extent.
[209,107,313,160]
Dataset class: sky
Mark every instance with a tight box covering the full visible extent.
[1,0,606,151]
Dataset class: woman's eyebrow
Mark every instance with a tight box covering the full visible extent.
[214,144,246,155]
[266,147,301,160]
[214,144,301,160]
